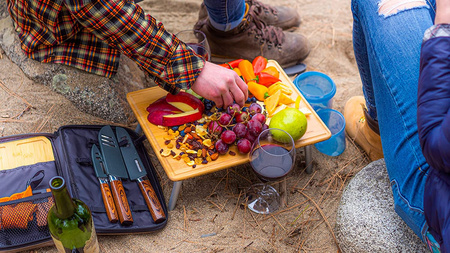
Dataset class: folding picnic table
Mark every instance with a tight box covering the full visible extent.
[127,61,331,210]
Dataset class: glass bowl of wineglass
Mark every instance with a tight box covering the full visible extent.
[247,128,296,214]
[175,29,211,61]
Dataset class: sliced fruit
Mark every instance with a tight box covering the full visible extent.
[268,81,290,91]
[162,109,202,126]
[147,110,181,125]
[295,96,301,109]
[278,93,295,105]
[268,82,293,96]
[264,89,282,116]
[271,104,287,117]
[146,97,182,114]
[166,91,205,112]
[299,107,312,116]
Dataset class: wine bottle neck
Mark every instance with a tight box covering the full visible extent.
[50,177,75,219]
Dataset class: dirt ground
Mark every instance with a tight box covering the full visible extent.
[0,0,372,252]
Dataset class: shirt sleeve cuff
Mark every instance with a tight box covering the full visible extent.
[423,24,450,42]
[154,42,205,93]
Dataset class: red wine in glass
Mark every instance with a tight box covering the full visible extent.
[250,144,293,182]
[247,128,296,214]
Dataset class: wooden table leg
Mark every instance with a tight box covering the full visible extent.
[168,181,182,211]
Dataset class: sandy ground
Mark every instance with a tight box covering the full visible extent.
[0,0,372,252]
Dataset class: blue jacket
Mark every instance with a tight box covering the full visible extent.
[418,24,450,250]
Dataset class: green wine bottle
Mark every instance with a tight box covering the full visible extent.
[47,176,100,253]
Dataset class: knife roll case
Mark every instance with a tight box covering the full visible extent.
[0,125,168,252]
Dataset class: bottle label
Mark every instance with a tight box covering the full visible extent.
[51,220,99,253]
[84,225,99,253]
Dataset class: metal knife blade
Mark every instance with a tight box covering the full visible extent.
[116,127,166,224]
[91,145,118,223]
[98,125,133,225]
[98,126,128,179]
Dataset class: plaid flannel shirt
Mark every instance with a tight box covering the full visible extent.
[6,0,205,94]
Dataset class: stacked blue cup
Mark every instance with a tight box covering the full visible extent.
[293,71,346,156]
[314,109,346,156]
[293,71,336,112]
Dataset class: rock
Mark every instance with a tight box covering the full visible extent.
[335,159,428,252]
[0,14,157,123]
[0,1,7,19]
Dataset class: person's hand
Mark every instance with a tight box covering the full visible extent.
[436,0,450,24]
[190,61,248,108]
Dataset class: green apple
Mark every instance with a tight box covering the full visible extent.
[185,89,203,99]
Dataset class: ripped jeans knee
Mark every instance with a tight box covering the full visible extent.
[378,0,427,16]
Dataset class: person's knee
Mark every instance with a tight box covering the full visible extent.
[378,0,427,16]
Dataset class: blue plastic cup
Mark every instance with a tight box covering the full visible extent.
[293,71,336,112]
[314,109,346,156]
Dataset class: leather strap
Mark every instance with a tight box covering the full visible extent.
[363,108,380,135]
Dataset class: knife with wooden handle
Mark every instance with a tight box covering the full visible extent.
[91,144,118,223]
[98,126,133,225]
[116,127,166,224]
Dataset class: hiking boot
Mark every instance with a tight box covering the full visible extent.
[194,10,310,67]
[344,96,384,161]
[198,0,301,30]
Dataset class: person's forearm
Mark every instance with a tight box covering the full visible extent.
[62,0,204,93]
[435,0,450,24]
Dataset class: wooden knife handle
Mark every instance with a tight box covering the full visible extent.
[109,175,133,225]
[98,178,118,223]
[137,176,166,224]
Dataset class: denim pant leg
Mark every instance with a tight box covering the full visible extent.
[203,0,246,31]
[351,0,436,241]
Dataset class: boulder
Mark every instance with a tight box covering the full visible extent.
[335,159,428,252]
[0,14,157,123]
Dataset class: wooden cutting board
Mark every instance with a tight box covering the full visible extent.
[0,136,55,171]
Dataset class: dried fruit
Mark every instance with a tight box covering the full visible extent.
[210,153,219,161]
[161,150,172,157]
[202,139,212,147]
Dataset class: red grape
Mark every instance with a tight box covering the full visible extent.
[244,131,257,144]
[237,138,252,154]
[221,130,236,144]
[235,111,249,123]
[248,103,262,115]
[218,113,232,126]
[227,103,241,115]
[247,119,262,137]
[208,121,223,136]
[252,113,266,124]
[232,122,247,138]
[215,139,229,154]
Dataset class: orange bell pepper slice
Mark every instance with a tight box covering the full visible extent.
[238,60,256,83]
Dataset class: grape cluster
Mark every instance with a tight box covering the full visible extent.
[205,101,268,155]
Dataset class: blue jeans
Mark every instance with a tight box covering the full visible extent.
[351,0,436,242]
[203,0,246,31]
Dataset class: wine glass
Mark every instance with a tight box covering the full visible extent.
[247,128,296,214]
[175,29,211,61]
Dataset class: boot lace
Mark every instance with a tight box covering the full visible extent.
[245,9,285,49]
[247,0,278,17]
